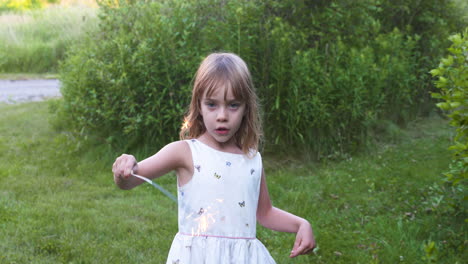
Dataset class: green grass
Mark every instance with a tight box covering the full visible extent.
[0,73,58,80]
[0,5,97,73]
[0,101,465,263]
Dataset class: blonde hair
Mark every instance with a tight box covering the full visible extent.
[180,52,262,154]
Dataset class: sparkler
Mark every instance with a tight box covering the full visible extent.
[131,170,178,203]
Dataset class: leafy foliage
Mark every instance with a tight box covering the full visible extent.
[57,0,466,154]
[431,29,468,216]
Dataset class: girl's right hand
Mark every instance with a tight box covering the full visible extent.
[112,154,138,180]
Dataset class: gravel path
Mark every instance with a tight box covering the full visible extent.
[0,79,62,104]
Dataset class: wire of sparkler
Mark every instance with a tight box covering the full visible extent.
[131,170,177,203]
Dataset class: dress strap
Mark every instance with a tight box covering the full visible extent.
[185,139,200,168]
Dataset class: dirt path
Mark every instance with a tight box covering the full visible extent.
[0,79,61,104]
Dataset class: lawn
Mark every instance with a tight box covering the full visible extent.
[0,5,97,73]
[0,101,464,263]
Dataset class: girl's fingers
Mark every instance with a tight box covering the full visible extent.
[117,157,124,176]
[123,159,130,177]
[112,154,134,179]
[293,238,300,249]
[290,220,316,258]
[125,156,137,177]
[290,238,302,257]
[112,154,125,177]
[292,245,313,257]
[290,237,316,257]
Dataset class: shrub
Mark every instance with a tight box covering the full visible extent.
[274,29,418,156]
[430,29,468,215]
[56,0,466,155]
[58,0,266,150]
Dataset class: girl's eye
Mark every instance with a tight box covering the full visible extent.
[206,102,216,108]
[229,103,240,109]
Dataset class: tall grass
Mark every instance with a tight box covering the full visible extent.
[0,101,464,263]
[0,5,97,73]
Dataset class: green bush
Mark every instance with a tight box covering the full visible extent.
[271,29,418,156]
[58,0,266,150]
[57,0,465,154]
[431,29,468,215]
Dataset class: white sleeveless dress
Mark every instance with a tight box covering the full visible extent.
[166,139,276,264]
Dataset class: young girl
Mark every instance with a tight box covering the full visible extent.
[112,53,315,263]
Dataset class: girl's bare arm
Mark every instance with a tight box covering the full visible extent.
[256,169,316,258]
[112,140,192,190]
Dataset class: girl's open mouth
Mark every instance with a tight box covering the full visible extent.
[215,128,229,135]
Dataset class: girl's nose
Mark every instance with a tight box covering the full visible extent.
[216,107,228,121]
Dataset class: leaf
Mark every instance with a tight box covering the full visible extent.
[436,102,450,110]
[430,69,441,77]
[450,102,461,108]
[441,56,454,67]
[275,95,280,110]
[431,92,442,99]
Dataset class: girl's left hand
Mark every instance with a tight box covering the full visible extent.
[290,220,316,258]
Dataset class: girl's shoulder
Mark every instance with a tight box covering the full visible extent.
[157,140,192,162]
[165,140,191,153]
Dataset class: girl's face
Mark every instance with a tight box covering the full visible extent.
[199,86,246,148]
